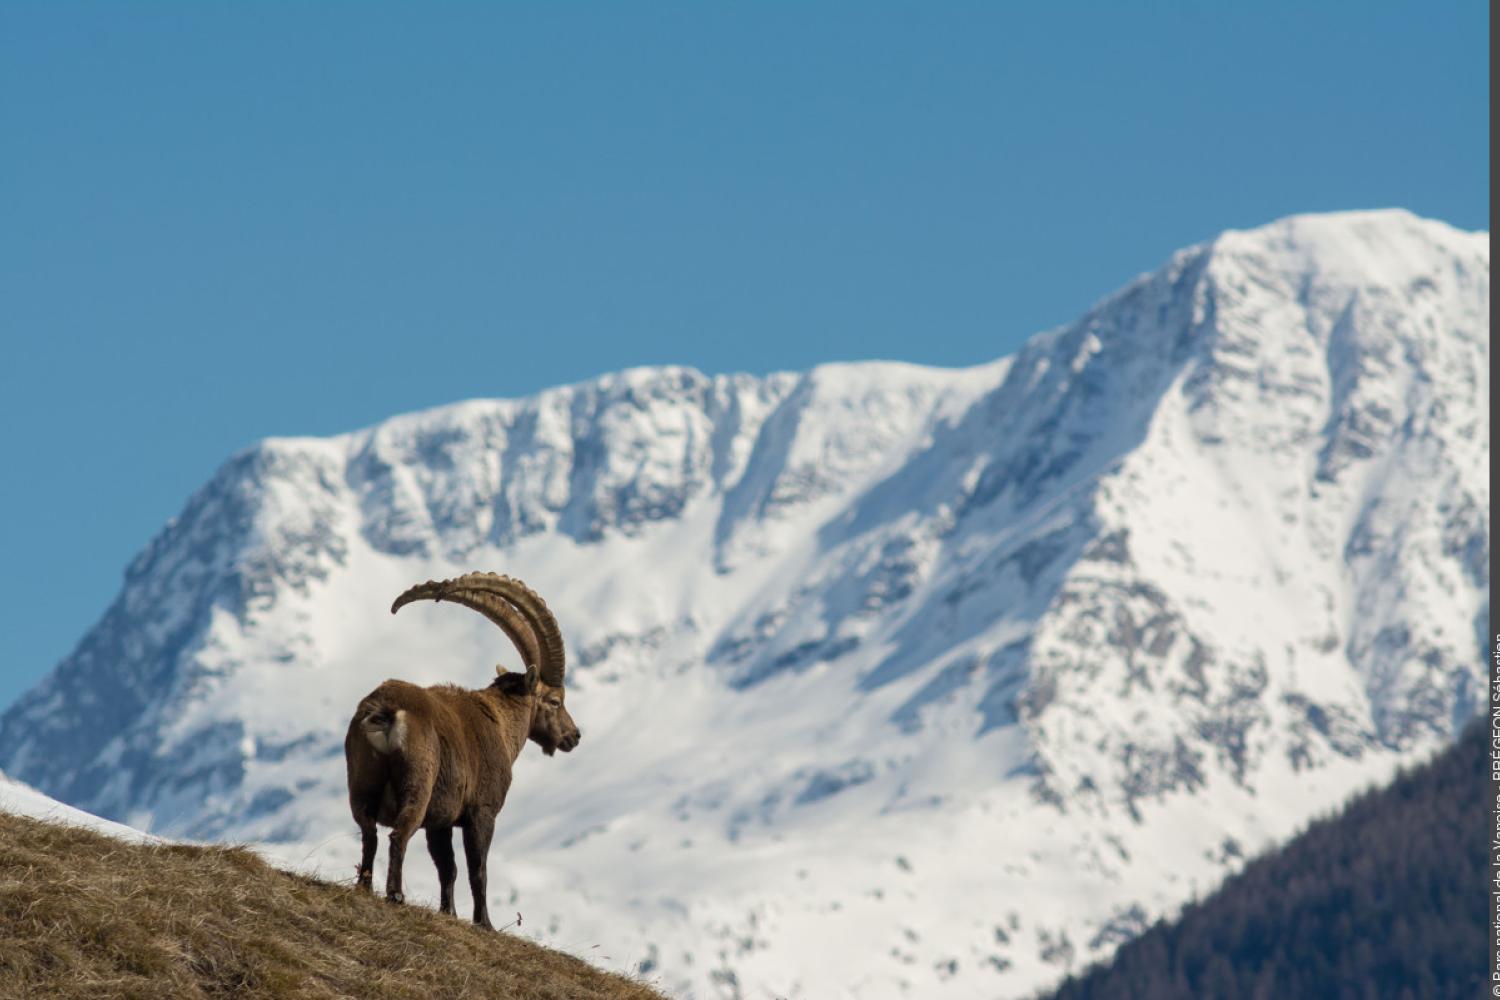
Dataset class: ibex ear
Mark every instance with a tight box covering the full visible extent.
[523,663,539,693]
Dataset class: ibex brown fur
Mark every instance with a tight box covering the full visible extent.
[344,572,580,927]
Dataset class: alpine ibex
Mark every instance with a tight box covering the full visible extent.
[344,572,580,927]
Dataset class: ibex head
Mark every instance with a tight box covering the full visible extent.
[509,664,580,757]
[391,572,581,756]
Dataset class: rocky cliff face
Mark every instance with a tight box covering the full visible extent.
[1,209,1487,998]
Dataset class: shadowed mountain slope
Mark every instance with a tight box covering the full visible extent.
[1046,719,1486,999]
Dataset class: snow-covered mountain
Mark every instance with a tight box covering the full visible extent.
[0,769,160,845]
[0,209,1487,998]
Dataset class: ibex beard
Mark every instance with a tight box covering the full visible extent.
[344,572,580,929]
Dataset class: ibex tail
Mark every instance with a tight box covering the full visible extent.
[360,706,408,754]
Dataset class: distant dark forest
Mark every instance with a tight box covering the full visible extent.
[1047,718,1487,1000]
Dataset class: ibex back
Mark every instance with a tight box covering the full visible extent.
[344,572,580,927]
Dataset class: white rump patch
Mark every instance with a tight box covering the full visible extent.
[362,709,408,754]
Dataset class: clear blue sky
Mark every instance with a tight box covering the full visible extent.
[0,2,1488,711]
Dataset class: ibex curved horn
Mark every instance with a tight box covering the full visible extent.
[390,572,567,687]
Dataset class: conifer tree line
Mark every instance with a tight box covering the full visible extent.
[1048,719,1486,999]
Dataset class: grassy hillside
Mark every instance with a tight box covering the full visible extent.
[0,810,670,1000]
[1045,719,1486,999]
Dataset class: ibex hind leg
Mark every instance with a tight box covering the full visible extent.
[426,827,459,916]
[461,814,497,929]
[348,789,383,892]
[383,760,435,906]
[355,816,379,891]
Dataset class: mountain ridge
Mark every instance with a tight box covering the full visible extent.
[1,208,1487,999]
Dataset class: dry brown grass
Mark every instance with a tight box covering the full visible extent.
[0,810,671,1000]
